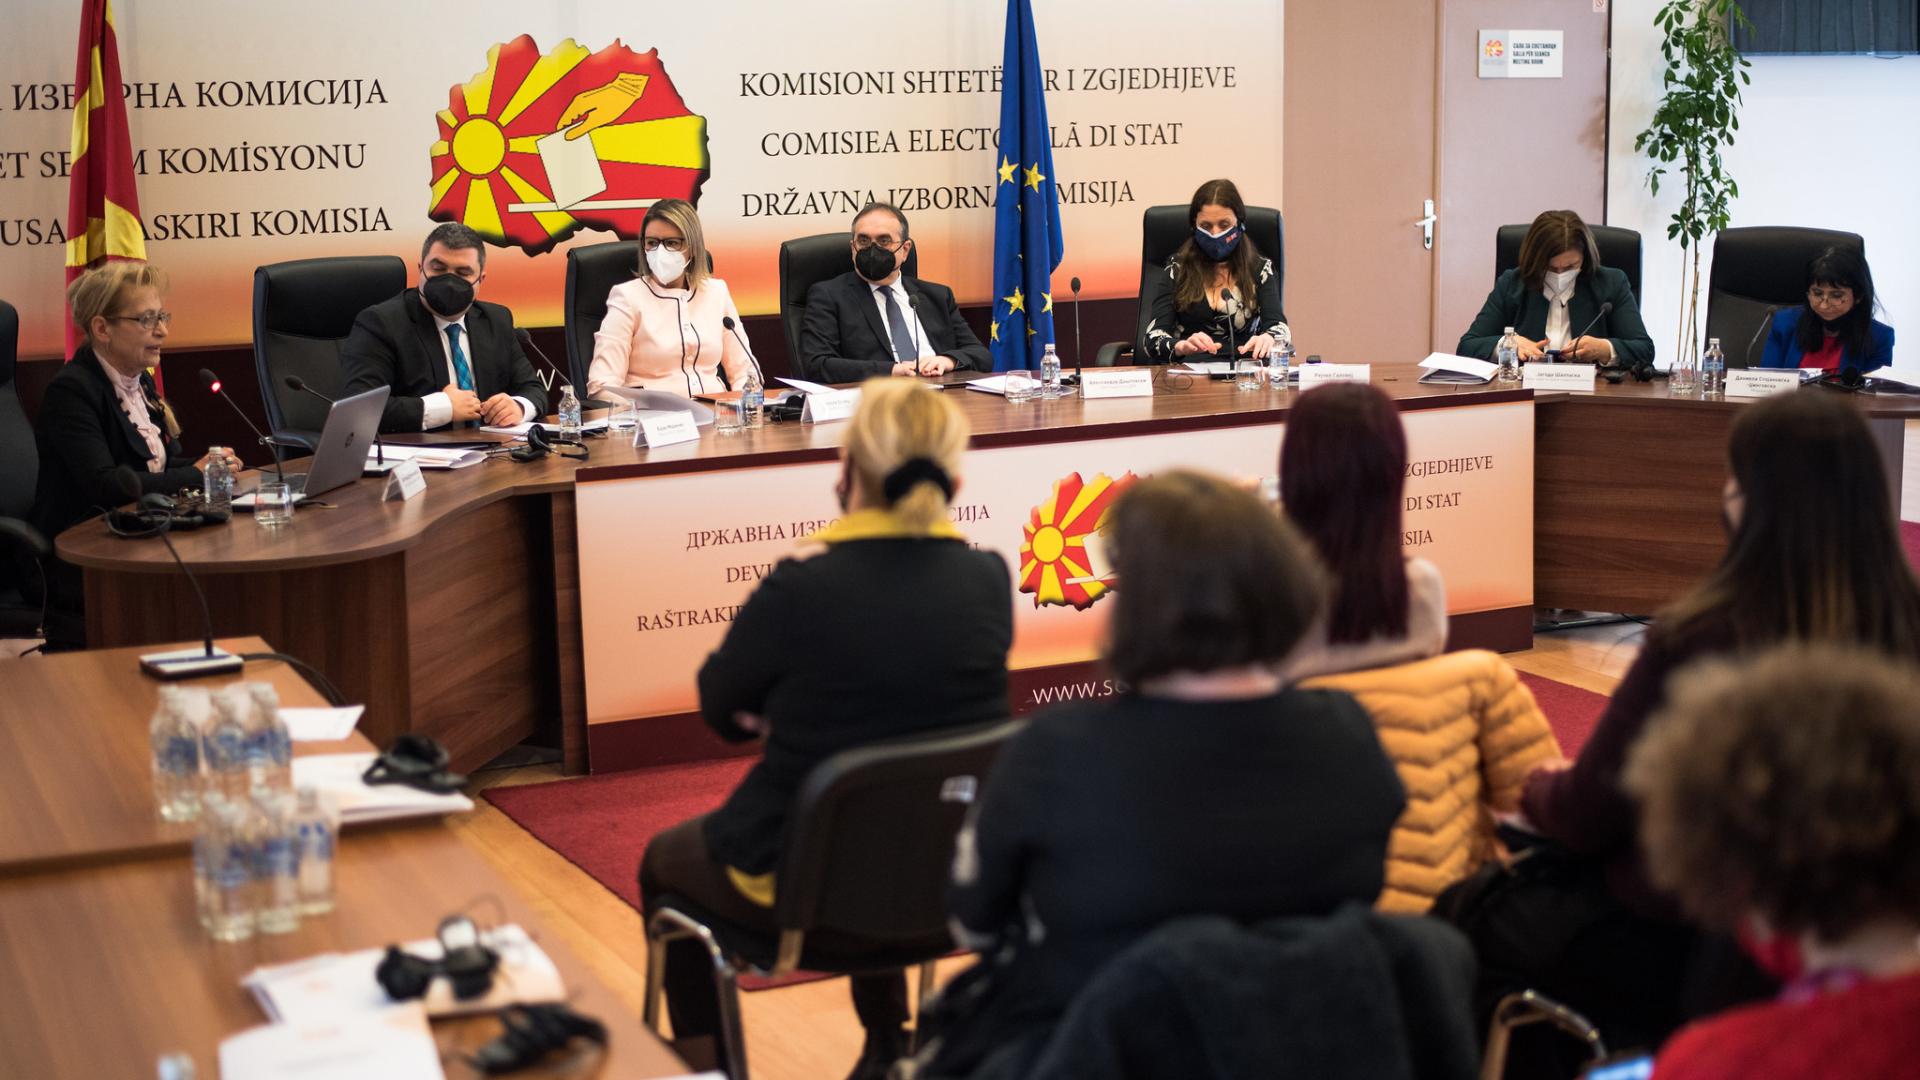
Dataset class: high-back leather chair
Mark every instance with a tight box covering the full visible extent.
[566,241,717,396]
[643,717,1019,1079]
[0,299,51,638]
[1704,226,1865,367]
[1493,223,1644,304]
[1095,204,1284,365]
[778,232,919,376]
[252,256,407,450]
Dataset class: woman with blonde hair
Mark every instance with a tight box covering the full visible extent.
[587,197,758,398]
[640,378,1013,1079]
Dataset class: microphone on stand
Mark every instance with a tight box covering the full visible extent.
[1564,302,1615,361]
[1742,305,1781,369]
[1217,289,1241,377]
[199,368,287,484]
[1070,276,1084,387]
[285,375,393,473]
[115,467,244,678]
[904,293,932,377]
[515,328,572,395]
[720,316,766,385]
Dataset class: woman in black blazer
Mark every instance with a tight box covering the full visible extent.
[639,378,1013,1080]
[1457,210,1655,372]
[1140,179,1289,363]
[31,264,238,647]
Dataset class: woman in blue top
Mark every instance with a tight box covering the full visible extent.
[1759,247,1894,377]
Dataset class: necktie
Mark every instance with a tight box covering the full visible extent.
[444,324,475,391]
[879,287,919,363]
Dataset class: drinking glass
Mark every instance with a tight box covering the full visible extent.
[254,482,294,527]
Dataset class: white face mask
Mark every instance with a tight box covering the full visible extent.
[1546,268,1578,294]
[646,247,689,284]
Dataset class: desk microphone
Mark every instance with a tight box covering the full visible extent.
[1562,302,1614,362]
[1069,276,1084,386]
[283,375,392,471]
[515,328,571,395]
[199,368,287,484]
[113,467,245,679]
[904,293,930,375]
[720,315,766,384]
[1742,305,1781,368]
[1219,288,1241,370]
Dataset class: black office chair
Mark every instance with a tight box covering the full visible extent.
[1093,204,1285,366]
[777,233,919,380]
[0,299,51,641]
[565,241,717,396]
[1493,224,1644,304]
[642,717,1021,1080]
[252,256,407,451]
[1704,226,1864,368]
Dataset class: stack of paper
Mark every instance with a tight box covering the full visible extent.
[365,444,488,470]
[220,1003,443,1080]
[290,753,474,825]
[281,705,363,743]
[244,924,564,1024]
[1417,353,1498,384]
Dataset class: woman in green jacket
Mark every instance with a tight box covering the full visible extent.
[1457,209,1654,373]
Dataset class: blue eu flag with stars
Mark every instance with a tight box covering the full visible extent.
[990,0,1064,372]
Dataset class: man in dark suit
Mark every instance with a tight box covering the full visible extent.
[799,202,992,383]
[341,223,548,433]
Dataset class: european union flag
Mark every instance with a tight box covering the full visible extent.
[989,0,1064,372]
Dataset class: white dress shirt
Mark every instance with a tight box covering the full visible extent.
[417,310,537,430]
[868,278,934,362]
[1543,281,1575,351]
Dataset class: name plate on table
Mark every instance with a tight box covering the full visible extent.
[637,412,700,448]
[381,459,425,502]
[1724,370,1803,398]
[1297,363,1371,389]
[802,389,861,423]
[1522,363,1597,392]
[1079,369,1155,399]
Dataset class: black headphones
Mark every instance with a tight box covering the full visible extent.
[508,423,589,463]
[375,914,501,1002]
[362,734,468,795]
[469,1004,608,1075]
[104,492,231,538]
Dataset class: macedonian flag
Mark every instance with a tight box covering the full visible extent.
[1019,471,1136,610]
[64,0,147,357]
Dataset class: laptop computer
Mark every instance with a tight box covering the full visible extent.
[236,385,390,506]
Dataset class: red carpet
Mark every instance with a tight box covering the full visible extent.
[1518,672,1608,757]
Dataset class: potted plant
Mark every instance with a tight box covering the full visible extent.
[1634,0,1752,374]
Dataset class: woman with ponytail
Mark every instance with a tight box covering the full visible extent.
[640,378,1013,1079]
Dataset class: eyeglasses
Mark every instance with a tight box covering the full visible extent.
[642,237,687,253]
[107,311,173,330]
[852,235,906,252]
[1808,288,1853,304]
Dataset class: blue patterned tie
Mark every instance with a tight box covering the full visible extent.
[879,287,919,363]
[444,324,475,392]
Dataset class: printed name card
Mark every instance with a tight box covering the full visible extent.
[1078,368,1155,399]
[1723,370,1803,399]
[802,389,861,423]
[637,412,700,448]
[1522,363,1597,392]
[381,460,425,502]
[1296,363,1371,390]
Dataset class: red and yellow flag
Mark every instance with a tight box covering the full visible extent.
[64,0,147,359]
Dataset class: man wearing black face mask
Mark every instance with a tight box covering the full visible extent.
[341,223,548,433]
[797,202,992,384]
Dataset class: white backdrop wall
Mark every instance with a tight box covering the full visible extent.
[1607,0,1920,379]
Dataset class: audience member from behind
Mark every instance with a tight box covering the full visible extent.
[1140,179,1290,363]
[638,379,1012,1080]
[919,471,1405,1077]
[585,198,756,399]
[1279,383,1447,681]
[1459,390,1920,1054]
[1626,645,1920,1079]
[31,263,241,648]
[1758,246,1894,377]
[1455,209,1654,371]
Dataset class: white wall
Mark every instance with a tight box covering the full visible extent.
[1607,0,1920,378]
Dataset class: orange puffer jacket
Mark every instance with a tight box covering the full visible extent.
[1304,649,1563,913]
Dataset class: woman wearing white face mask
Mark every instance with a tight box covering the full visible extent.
[1141,178,1289,363]
[1456,209,1654,371]
[587,198,757,399]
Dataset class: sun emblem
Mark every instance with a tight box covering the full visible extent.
[1019,471,1136,610]
[430,36,709,253]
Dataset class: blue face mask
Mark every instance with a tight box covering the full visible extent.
[1193,224,1243,262]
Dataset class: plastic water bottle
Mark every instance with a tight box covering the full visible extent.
[202,687,252,811]
[202,447,233,515]
[251,794,301,934]
[1670,344,1700,395]
[557,384,582,443]
[1496,327,1521,384]
[1271,337,1293,391]
[293,786,336,915]
[196,801,255,941]
[155,1052,198,1080]
[1040,343,1062,397]
[245,683,293,800]
[1702,337,1726,397]
[150,686,203,823]
[740,372,765,429]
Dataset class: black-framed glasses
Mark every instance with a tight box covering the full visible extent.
[642,237,687,253]
[852,235,907,252]
[107,311,172,330]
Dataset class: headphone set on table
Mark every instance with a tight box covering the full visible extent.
[507,423,590,463]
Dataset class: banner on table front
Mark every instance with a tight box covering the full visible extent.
[3,1,1281,359]
[576,401,1533,728]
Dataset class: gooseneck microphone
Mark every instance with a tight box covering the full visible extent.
[1566,302,1615,360]
[515,328,571,395]
[720,316,767,385]
[284,375,389,470]
[114,467,244,678]
[904,293,930,375]
[199,368,286,484]
[1069,276,1084,386]
[1743,305,1781,368]
[1219,288,1240,366]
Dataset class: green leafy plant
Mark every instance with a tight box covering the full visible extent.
[1634,0,1752,372]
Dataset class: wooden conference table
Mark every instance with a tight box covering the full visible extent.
[57,365,1920,774]
[0,638,687,1078]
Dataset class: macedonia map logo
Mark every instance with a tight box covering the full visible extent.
[430,37,709,253]
[1019,472,1137,610]
[1483,39,1505,58]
